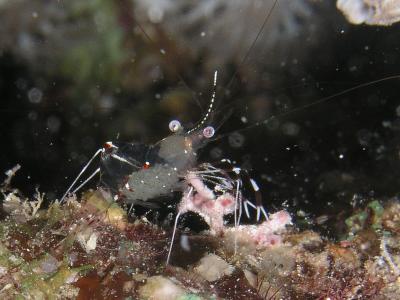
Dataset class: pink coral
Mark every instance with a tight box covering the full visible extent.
[226,210,292,248]
[178,187,236,234]
[252,211,292,247]
[179,173,291,241]
[169,172,292,264]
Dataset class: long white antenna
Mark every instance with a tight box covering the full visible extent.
[166,211,181,266]
[71,167,101,195]
[60,148,103,203]
[166,186,193,265]
[187,70,218,134]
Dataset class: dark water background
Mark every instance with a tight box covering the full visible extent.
[0,0,399,234]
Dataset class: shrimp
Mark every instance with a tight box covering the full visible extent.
[99,70,218,207]
[60,70,268,265]
[58,0,400,266]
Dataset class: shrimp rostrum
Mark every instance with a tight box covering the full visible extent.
[60,71,268,263]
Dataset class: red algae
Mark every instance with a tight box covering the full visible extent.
[75,271,135,300]
[214,270,263,300]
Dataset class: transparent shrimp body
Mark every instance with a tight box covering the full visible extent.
[100,71,219,206]
[101,122,214,206]
[59,71,269,265]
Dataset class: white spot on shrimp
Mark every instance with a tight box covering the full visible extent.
[250,178,260,192]
[232,167,241,174]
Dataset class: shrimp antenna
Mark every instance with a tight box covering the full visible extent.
[166,211,181,265]
[212,74,400,142]
[187,70,218,134]
[225,0,279,92]
[133,16,204,111]
[166,186,194,265]
[203,0,278,134]
[134,1,278,117]
[60,148,103,203]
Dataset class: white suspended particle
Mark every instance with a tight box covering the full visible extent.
[148,6,164,23]
[396,105,400,117]
[228,132,245,148]
[169,120,182,133]
[28,87,43,104]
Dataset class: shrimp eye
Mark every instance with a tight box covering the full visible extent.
[202,126,215,138]
[104,141,114,149]
[103,141,117,153]
[169,120,182,133]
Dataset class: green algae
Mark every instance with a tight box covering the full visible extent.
[46,201,66,226]
[345,200,385,238]
[0,243,93,299]
[19,257,93,299]
[0,242,24,267]
[19,266,88,298]
[177,294,205,300]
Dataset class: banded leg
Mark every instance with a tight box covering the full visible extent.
[219,159,269,221]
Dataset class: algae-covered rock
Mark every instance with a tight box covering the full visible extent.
[193,253,234,282]
[139,276,187,300]
[1,184,400,299]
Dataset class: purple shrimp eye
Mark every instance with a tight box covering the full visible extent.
[202,126,215,138]
[169,120,182,133]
